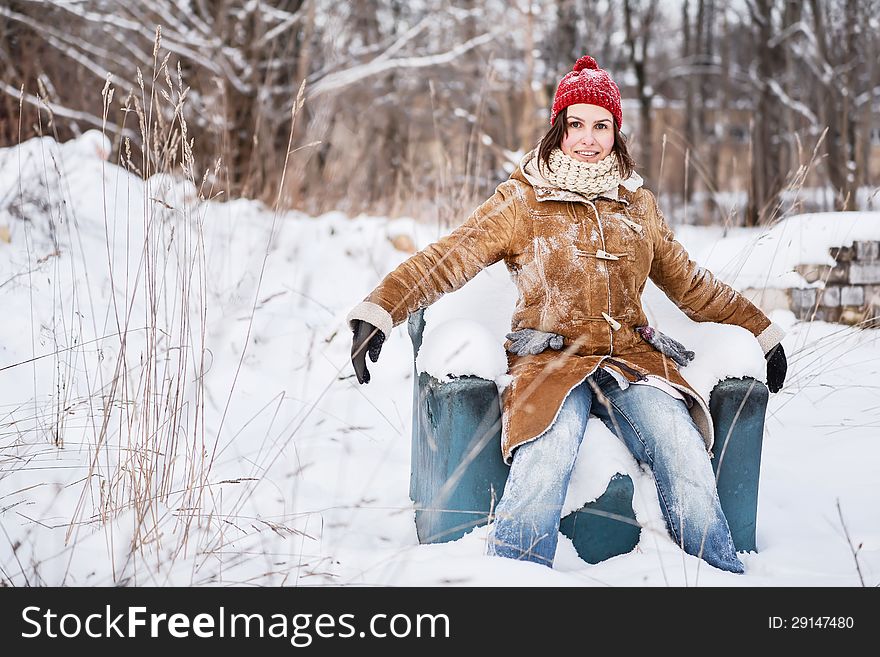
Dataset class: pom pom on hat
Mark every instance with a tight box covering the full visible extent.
[573,55,599,72]
[550,55,622,128]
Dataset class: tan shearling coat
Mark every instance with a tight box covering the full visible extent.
[348,150,784,464]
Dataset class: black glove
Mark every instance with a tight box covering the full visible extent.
[765,343,787,393]
[350,319,385,384]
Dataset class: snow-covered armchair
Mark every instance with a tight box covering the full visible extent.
[407,263,770,563]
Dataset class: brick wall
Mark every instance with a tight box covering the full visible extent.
[791,240,880,327]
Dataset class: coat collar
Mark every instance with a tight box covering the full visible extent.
[517,148,643,206]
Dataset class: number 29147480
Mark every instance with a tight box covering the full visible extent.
[769,616,854,629]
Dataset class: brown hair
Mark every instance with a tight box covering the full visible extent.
[537,107,636,180]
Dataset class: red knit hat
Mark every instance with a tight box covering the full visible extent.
[550,55,622,128]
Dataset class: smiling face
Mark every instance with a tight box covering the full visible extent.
[560,103,615,163]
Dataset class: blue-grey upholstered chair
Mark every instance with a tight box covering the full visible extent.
[408,308,768,563]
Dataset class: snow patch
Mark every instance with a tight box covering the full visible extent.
[418,319,507,382]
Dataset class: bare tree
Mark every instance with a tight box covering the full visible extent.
[623,0,660,183]
[682,0,722,208]
[806,0,862,209]
[745,0,788,225]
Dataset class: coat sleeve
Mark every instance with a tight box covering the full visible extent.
[346,180,520,338]
[647,191,785,354]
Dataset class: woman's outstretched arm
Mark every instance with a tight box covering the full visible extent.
[646,190,785,356]
[346,180,521,339]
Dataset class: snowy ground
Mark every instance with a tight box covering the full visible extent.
[0,132,878,587]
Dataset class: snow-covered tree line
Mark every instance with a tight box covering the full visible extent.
[0,0,878,223]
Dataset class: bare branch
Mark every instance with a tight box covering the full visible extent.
[306,29,502,100]
[0,5,132,78]
[766,77,819,125]
[256,4,308,47]
[0,80,137,140]
[855,84,880,108]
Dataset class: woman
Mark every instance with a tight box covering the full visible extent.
[347,56,788,573]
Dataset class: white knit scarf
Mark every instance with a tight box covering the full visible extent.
[540,148,622,199]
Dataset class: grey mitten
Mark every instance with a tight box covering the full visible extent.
[505,328,565,356]
[636,325,695,367]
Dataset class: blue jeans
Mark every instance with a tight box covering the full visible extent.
[487,368,744,573]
